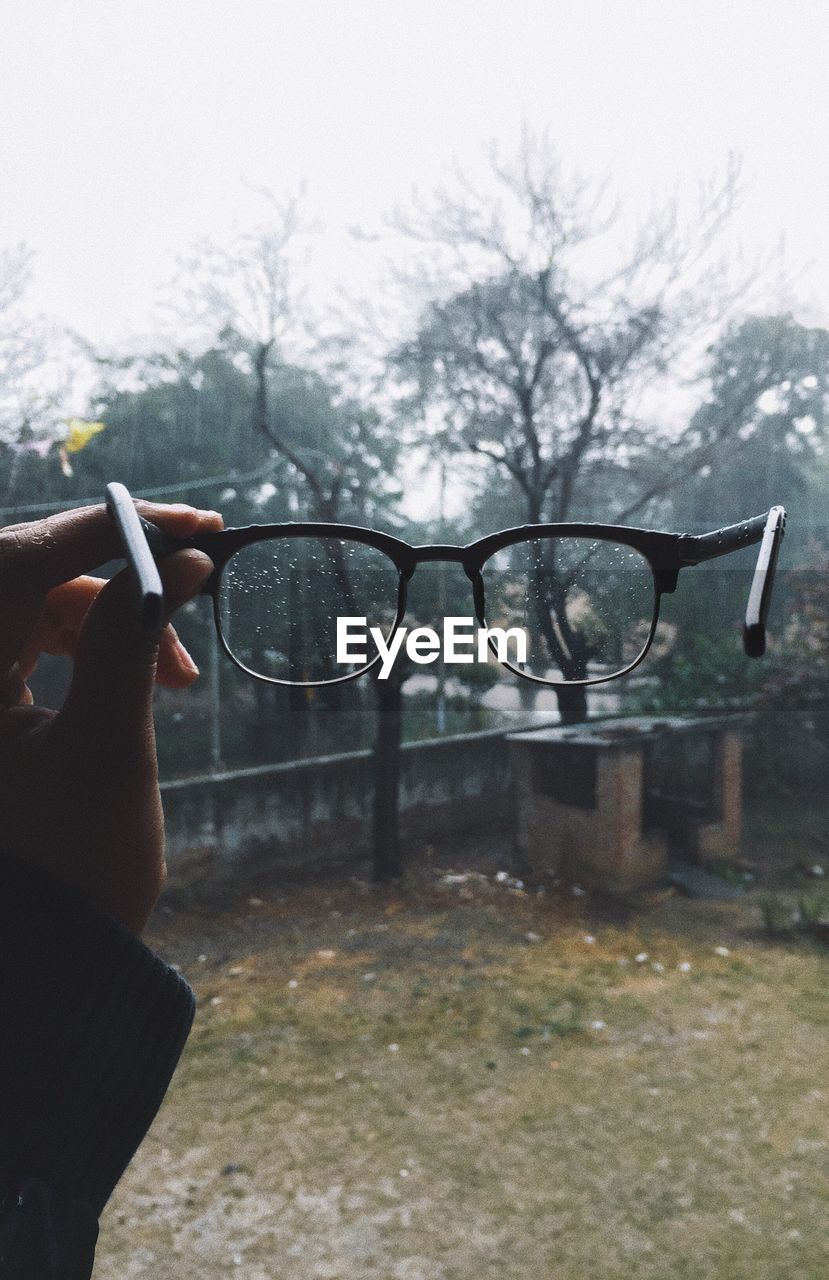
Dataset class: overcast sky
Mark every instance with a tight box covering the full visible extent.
[2,0,828,348]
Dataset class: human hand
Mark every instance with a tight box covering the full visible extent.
[0,500,223,934]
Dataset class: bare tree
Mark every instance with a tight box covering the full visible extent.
[390,131,759,721]
[176,199,408,880]
[0,244,94,504]
[171,186,315,445]
[0,243,36,391]
[0,245,50,445]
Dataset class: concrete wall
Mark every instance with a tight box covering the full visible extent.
[160,724,530,886]
[159,711,786,891]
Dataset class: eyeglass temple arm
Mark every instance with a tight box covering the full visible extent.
[105,482,166,634]
[676,507,785,565]
[677,506,787,658]
[743,506,787,657]
[105,483,219,632]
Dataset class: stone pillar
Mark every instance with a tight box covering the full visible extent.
[699,729,742,861]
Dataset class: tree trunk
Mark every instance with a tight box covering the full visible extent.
[371,667,404,882]
[253,340,274,439]
[525,490,591,727]
[554,683,588,725]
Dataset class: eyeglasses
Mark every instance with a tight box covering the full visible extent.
[106,483,786,689]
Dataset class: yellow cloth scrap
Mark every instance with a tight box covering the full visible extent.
[64,419,106,453]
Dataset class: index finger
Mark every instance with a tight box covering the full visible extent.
[0,499,223,673]
[1,500,223,593]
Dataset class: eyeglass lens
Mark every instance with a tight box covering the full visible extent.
[479,536,657,684]
[218,536,401,685]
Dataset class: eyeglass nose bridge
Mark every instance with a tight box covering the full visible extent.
[399,545,487,624]
[406,544,470,569]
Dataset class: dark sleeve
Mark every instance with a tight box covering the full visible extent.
[0,857,195,1279]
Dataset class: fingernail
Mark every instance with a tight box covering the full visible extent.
[175,639,199,675]
[0,663,26,709]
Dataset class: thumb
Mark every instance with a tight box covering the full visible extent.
[60,550,214,749]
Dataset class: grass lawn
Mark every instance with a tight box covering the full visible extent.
[96,809,829,1279]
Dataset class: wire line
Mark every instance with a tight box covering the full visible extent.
[0,462,277,518]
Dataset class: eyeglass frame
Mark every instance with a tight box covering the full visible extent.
[106,483,787,690]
